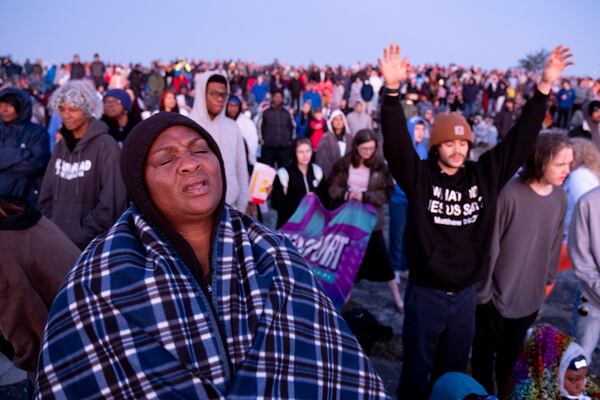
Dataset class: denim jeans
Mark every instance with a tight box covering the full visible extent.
[388,185,408,272]
[397,281,477,399]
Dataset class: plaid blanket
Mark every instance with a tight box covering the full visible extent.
[34,206,388,399]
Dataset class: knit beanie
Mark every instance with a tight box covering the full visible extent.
[104,89,132,112]
[428,112,474,149]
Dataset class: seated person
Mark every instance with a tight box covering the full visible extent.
[34,112,387,399]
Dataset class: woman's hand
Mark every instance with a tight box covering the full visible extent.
[377,44,410,90]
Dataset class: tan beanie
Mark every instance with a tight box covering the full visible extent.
[428,113,474,149]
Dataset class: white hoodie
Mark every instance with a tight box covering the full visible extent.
[190,71,249,211]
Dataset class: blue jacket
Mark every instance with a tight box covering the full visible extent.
[252,83,269,104]
[0,88,50,204]
[557,88,575,110]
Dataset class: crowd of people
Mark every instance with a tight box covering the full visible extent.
[1,42,600,399]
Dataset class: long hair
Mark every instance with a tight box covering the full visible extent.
[570,137,600,180]
[520,133,572,182]
[159,89,179,113]
[350,129,381,168]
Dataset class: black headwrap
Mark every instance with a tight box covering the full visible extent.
[121,112,227,284]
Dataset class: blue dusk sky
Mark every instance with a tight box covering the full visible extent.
[1,0,598,76]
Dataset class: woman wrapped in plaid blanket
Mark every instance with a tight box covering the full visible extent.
[34,112,388,399]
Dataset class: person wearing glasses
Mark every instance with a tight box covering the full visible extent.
[190,71,249,212]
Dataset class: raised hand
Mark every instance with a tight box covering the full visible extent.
[538,45,574,95]
[542,45,574,84]
[377,44,409,89]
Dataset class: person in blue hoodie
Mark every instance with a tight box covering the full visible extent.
[557,80,576,128]
[389,116,428,278]
[0,88,50,205]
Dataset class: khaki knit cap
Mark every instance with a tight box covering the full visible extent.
[428,113,474,149]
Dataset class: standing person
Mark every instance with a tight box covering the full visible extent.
[316,109,353,180]
[346,100,372,134]
[494,98,519,141]
[251,74,269,104]
[69,54,85,81]
[190,71,249,212]
[302,81,322,111]
[257,91,295,169]
[34,112,388,399]
[38,80,128,249]
[289,70,303,112]
[0,195,80,376]
[462,77,479,117]
[472,133,572,395]
[0,88,50,205]
[563,138,600,238]
[294,100,313,139]
[569,187,600,362]
[378,43,572,399]
[101,88,140,145]
[308,108,326,150]
[557,79,576,128]
[271,138,324,228]
[569,100,600,151]
[226,95,259,170]
[328,129,404,313]
[90,53,106,90]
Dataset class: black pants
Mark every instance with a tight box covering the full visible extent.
[397,282,477,399]
[557,107,572,128]
[260,146,290,169]
[471,301,538,395]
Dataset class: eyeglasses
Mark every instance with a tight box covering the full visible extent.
[207,90,229,100]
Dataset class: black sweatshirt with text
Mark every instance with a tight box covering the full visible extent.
[381,90,548,292]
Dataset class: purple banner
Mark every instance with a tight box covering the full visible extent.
[280,193,377,309]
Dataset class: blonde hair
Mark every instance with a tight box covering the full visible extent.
[570,138,600,180]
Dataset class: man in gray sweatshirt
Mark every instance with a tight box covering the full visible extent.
[472,133,573,395]
[569,186,600,361]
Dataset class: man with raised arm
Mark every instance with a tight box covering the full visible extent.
[378,44,573,398]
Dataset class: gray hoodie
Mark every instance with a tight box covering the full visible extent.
[569,187,600,307]
[189,71,248,211]
[37,119,127,248]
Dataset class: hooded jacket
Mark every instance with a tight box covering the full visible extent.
[190,71,249,211]
[569,101,600,151]
[504,325,600,399]
[346,100,372,134]
[0,195,79,373]
[0,88,50,205]
[34,112,389,399]
[569,187,600,308]
[316,110,353,179]
[37,118,127,248]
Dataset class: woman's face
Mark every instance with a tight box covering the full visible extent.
[332,115,344,133]
[296,143,313,167]
[357,140,376,161]
[164,93,177,111]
